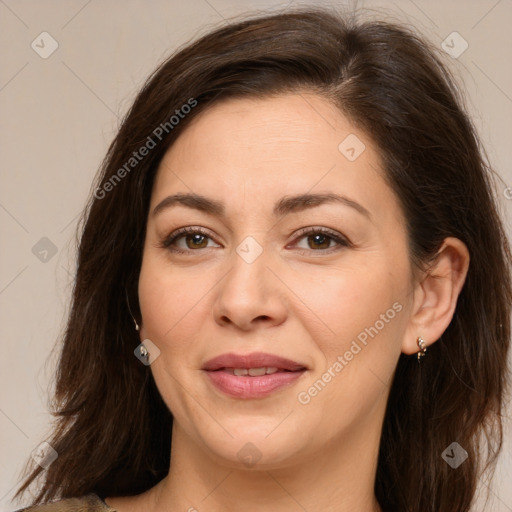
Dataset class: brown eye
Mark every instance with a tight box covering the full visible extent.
[162,227,220,254]
[183,233,209,249]
[306,233,332,250]
[292,227,350,253]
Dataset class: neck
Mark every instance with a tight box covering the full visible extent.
[148,418,383,512]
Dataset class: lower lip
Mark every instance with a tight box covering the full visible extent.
[204,369,306,399]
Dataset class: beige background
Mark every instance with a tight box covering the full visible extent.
[1,0,511,510]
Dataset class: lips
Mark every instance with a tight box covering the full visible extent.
[202,352,307,372]
[202,352,307,399]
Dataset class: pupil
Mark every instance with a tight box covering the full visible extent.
[309,234,329,249]
[187,234,206,248]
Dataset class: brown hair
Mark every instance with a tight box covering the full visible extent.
[14,6,511,511]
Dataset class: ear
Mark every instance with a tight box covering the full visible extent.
[401,237,470,355]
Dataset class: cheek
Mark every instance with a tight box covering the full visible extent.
[292,263,407,409]
[138,252,213,336]
[295,278,405,431]
[137,255,208,412]
[289,263,403,351]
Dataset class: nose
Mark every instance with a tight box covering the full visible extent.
[212,244,288,332]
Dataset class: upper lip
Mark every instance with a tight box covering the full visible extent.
[202,352,307,371]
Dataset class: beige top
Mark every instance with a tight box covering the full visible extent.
[13,493,116,512]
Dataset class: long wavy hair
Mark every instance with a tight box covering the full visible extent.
[14,7,512,512]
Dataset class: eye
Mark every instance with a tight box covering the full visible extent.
[160,227,220,254]
[291,227,351,254]
[159,226,351,255]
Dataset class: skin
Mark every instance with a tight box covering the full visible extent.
[105,93,469,512]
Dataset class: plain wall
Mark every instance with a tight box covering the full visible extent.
[1,0,511,510]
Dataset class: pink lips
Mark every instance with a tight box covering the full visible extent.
[202,352,307,399]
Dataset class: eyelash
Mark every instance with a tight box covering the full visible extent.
[159,226,351,255]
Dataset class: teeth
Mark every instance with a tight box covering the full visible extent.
[229,367,280,376]
[248,367,266,376]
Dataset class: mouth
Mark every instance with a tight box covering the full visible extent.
[202,352,307,399]
[219,367,289,376]
[202,352,307,372]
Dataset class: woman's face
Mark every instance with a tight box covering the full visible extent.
[138,93,416,469]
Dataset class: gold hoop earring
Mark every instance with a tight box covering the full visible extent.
[417,336,427,362]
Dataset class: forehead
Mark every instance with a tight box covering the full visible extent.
[150,93,402,227]
[162,93,359,170]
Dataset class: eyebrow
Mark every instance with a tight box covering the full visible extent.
[152,192,371,220]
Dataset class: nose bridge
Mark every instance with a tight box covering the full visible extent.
[213,234,287,329]
[223,235,270,306]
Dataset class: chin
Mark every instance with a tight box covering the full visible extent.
[195,419,308,469]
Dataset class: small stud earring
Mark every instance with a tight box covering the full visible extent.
[417,336,427,362]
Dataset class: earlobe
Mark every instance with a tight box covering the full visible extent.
[401,237,470,355]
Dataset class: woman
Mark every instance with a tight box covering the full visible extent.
[12,6,511,512]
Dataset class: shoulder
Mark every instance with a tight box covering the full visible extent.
[12,493,116,512]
